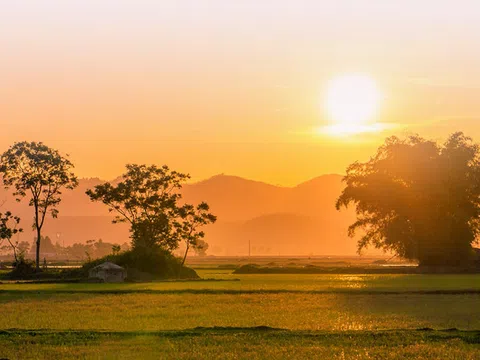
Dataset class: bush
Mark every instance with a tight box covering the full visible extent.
[10,258,36,278]
[82,247,199,280]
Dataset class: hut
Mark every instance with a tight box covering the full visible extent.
[88,262,127,283]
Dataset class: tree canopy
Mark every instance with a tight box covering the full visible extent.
[175,202,217,265]
[336,132,480,266]
[0,142,78,271]
[86,164,216,259]
[0,211,23,262]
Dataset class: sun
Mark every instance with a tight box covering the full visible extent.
[323,74,382,136]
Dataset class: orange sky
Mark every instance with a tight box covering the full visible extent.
[2,1,480,185]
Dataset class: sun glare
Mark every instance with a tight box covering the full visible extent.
[323,74,382,136]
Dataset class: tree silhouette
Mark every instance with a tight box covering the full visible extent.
[0,211,23,262]
[0,142,78,271]
[175,202,216,265]
[193,239,209,257]
[86,164,216,260]
[336,132,480,266]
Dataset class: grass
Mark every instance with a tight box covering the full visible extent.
[2,272,480,292]
[1,328,479,359]
[1,271,480,358]
[1,292,480,331]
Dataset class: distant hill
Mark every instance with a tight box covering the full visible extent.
[182,174,347,221]
[182,175,291,222]
[0,174,359,256]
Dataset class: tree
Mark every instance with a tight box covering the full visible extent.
[86,164,216,261]
[112,244,121,255]
[336,132,480,266]
[90,238,118,258]
[193,239,209,257]
[66,242,90,260]
[0,142,78,271]
[0,211,23,262]
[39,236,56,254]
[54,241,65,258]
[16,241,30,259]
[175,202,216,265]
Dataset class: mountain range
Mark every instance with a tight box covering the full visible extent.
[0,174,360,256]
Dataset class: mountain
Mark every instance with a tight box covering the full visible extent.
[182,174,347,221]
[182,174,356,255]
[0,174,358,256]
[182,175,290,222]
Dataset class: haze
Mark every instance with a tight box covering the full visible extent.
[3,3,480,358]
[2,1,480,185]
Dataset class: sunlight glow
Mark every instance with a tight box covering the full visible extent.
[324,74,382,136]
[318,123,394,137]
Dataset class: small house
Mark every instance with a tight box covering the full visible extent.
[88,262,127,283]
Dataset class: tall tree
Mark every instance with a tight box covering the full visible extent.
[336,132,480,266]
[86,164,216,258]
[0,142,78,271]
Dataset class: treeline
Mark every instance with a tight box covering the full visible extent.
[0,237,130,262]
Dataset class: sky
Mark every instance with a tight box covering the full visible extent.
[1,0,480,185]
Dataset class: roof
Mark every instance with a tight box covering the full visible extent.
[91,261,125,271]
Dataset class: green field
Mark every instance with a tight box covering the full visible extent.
[1,269,480,359]
[2,329,479,360]
[4,270,480,292]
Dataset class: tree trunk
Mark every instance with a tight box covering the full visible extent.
[181,243,189,266]
[12,245,18,264]
[36,228,41,272]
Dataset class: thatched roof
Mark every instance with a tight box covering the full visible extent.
[91,262,125,271]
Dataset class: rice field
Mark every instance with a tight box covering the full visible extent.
[2,329,479,360]
[3,271,480,292]
[1,268,480,359]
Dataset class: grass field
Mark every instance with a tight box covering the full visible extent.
[3,270,480,292]
[2,329,479,360]
[1,267,480,359]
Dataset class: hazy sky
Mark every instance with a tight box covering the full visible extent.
[2,1,480,185]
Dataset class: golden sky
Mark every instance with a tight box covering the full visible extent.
[1,1,480,185]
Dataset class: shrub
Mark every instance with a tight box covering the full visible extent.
[10,258,36,278]
[82,247,198,280]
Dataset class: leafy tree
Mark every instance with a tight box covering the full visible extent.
[112,244,121,255]
[193,239,209,257]
[85,239,96,262]
[86,164,187,250]
[86,164,216,262]
[29,236,56,258]
[54,241,65,258]
[40,236,56,253]
[0,142,78,271]
[120,242,130,252]
[175,202,216,265]
[90,238,118,258]
[0,211,23,262]
[65,242,90,260]
[16,241,30,259]
[336,132,480,266]
[62,240,126,261]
